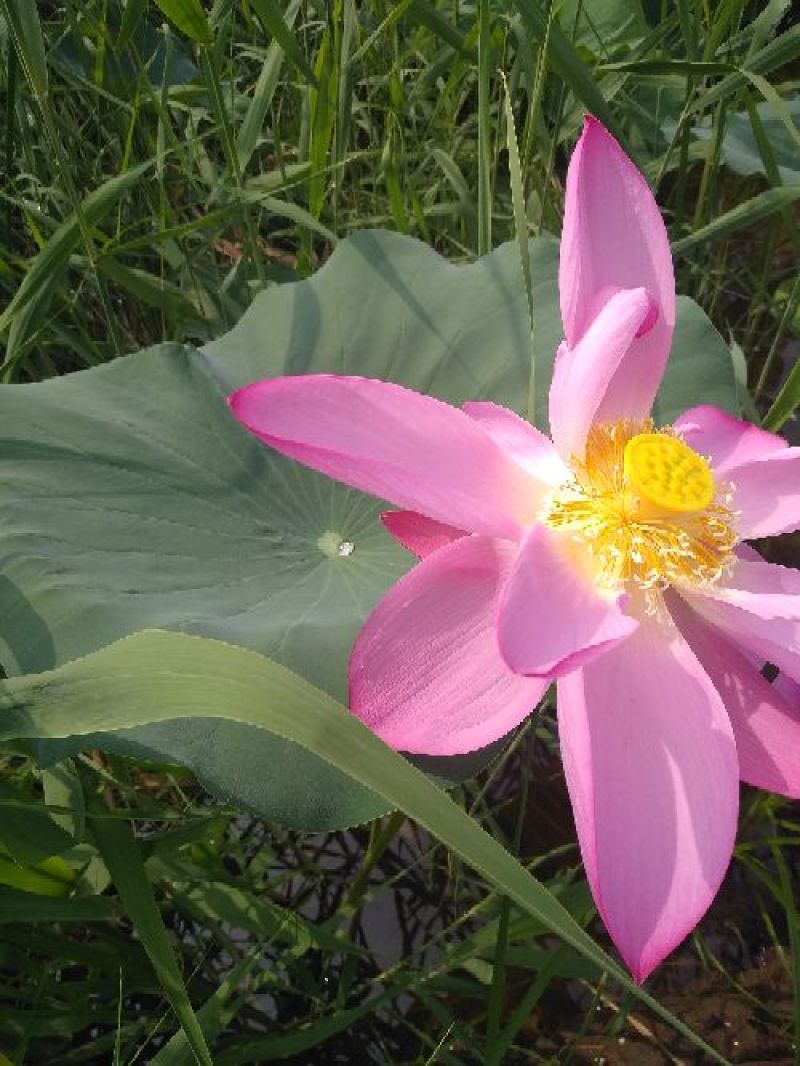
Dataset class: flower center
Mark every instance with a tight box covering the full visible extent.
[542,420,737,600]
[623,432,714,513]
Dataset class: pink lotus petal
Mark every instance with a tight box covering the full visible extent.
[690,554,800,617]
[349,535,548,755]
[381,510,466,558]
[229,375,539,539]
[463,401,569,487]
[560,117,675,423]
[674,405,787,472]
[735,542,764,563]
[549,288,655,459]
[774,669,800,707]
[497,524,638,678]
[669,593,800,798]
[724,448,800,538]
[684,560,800,687]
[557,615,739,982]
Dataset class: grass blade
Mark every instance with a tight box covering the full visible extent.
[116,0,148,52]
[763,359,800,432]
[149,953,261,1066]
[671,185,800,255]
[741,70,800,149]
[511,0,622,142]
[307,13,337,221]
[249,0,317,86]
[237,0,304,171]
[408,0,471,57]
[0,161,152,371]
[152,0,213,44]
[690,24,800,113]
[500,72,535,418]
[0,0,47,97]
[90,799,213,1066]
[0,885,115,922]
[477,0,493,256]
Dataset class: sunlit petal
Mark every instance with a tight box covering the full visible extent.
[557,615,738,981]
[560,117,675,423]
[349,535,547,755]
[497,523,638,678]
[230,375,540,538]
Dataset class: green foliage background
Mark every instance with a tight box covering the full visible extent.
[0,1,798,1062]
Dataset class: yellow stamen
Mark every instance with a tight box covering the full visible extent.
[541,420,737,606]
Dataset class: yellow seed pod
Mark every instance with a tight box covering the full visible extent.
[623,433,714,514]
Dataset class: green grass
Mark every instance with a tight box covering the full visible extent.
[0,0,798,1062]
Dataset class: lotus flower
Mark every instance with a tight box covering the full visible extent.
[229,117,800,981]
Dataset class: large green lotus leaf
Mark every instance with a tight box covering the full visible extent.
[0,231,737,829]
[652,296,739,425]
[0,346,399,827]
[201,232,557,411]
[200,231,737,429]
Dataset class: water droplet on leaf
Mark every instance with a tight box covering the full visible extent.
[317,530,355,558]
